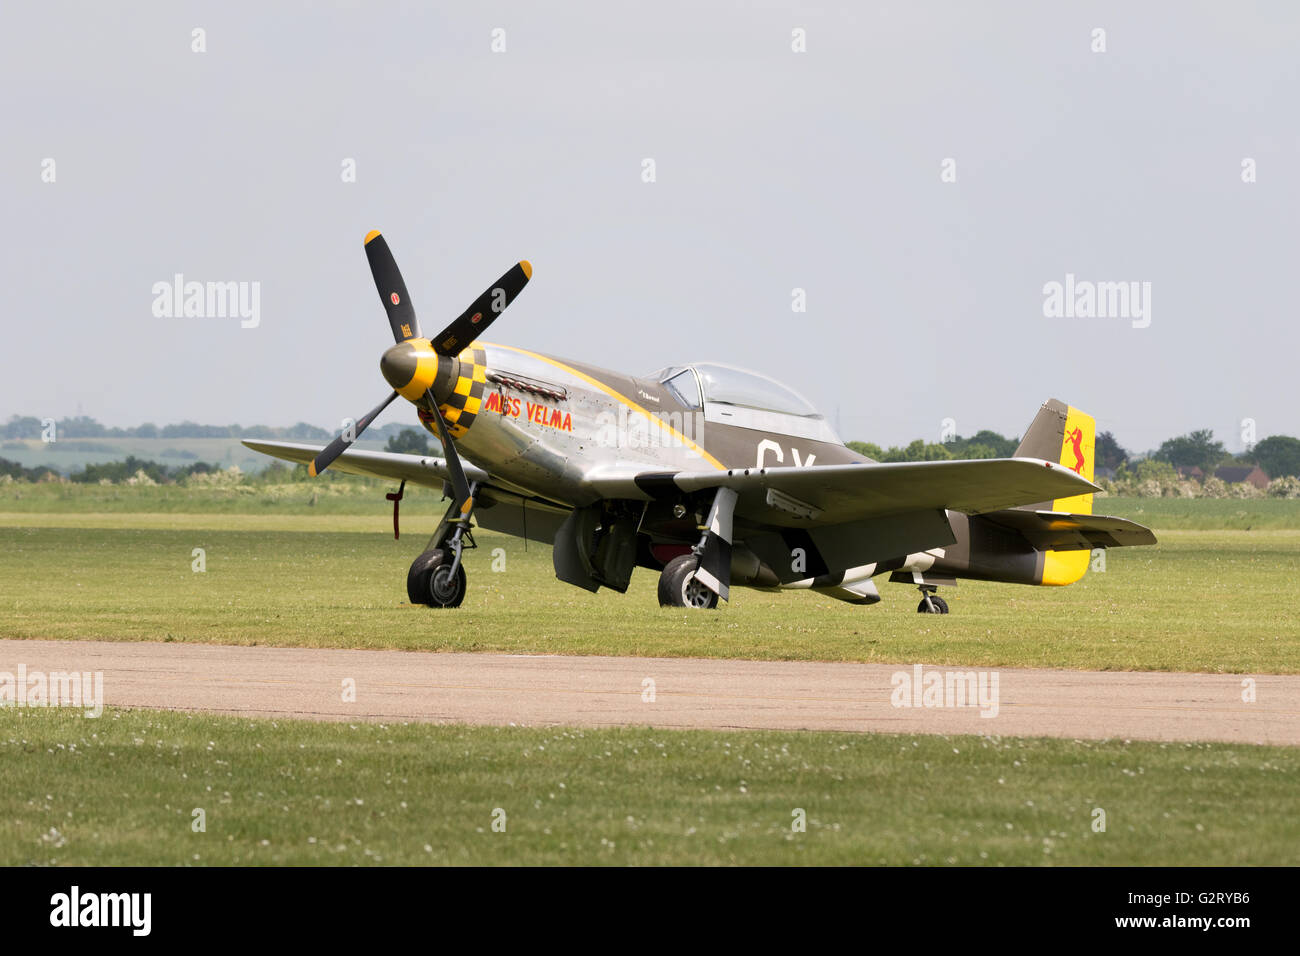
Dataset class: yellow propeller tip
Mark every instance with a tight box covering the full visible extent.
[364,230,382,245]
[520,260,533,280]
[308,462,318,477]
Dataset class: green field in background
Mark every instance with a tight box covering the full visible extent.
[1099,496,1300,530]
[4,483,1300,527]
[1,515,1296,672]
[0,476,422,515]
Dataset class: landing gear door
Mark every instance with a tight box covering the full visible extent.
[553,502,642,594]
[553,506,602,593]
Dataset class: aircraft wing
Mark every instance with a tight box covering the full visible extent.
[241,440,488,489]
[977,509,1158,550]
[603,457,1100,527]
[242,440,573,544]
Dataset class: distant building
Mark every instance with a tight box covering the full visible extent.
[1174,466,1204,481]
[1213,465,1270,489]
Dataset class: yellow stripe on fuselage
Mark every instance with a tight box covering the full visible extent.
[1041,405,1095,586]
[485,343,726,471]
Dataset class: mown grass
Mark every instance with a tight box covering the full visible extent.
[0,516,1297,673]
[2,707,1295,866]
[0,478,423,516]
[1099,496,1300,530]
[2,487,1295,867]
[5,484,1300,528]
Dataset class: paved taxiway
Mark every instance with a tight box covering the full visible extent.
[1,639,1295,745]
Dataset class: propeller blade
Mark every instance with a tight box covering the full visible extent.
[431,261,532,357]
[424,390,472,511]
[364,231,421,343]
[309,390,399,477]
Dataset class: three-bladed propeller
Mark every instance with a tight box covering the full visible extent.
[308,231,531,500]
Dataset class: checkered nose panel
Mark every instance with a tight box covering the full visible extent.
[426,345,486,439]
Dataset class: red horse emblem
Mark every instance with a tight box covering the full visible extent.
[1064,427,1086,474]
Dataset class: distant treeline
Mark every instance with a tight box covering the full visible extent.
[0,427,436,485]
[5,414,1300,487]
[0,454,291,485]
[848,428,1300,481]
[847,430,1021,463]
[2,415,418,443]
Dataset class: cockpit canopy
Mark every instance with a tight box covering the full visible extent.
[647,362,839,443]
[649,363,822,418]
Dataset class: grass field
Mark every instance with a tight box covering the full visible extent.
[1099,496,1300,530]
[3,706,1296,866]
[2,486,1296,867]
[0,436,396,475]
[6,483,1300,527]
[0,474,410,514]
[1,516,1297,673]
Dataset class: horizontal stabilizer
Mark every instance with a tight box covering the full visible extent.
[979,509,1157,551]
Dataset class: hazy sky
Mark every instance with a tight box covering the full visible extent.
[3,1,1296,453]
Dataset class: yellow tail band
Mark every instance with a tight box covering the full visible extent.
[1041,405,1095,586]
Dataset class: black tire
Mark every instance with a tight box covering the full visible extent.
[407,549,467,608]
[657,554,719,609]
[407,549,442,605]
[916,594,949,614]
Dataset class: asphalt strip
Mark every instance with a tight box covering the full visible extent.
[1,639,1295,745]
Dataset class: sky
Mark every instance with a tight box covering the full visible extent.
[2,1,1297,454]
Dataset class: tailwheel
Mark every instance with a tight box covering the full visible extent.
[407,548,467,608]
[916,587,949,614]
[658,554,719,609]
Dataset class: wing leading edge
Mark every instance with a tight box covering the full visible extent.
[241,439,486,489]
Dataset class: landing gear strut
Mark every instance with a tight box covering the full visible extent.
[658,554,720,609]
[407,483,478,608]
[916,585,949,614]
[657,488,736,609]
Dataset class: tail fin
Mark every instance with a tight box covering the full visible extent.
[1014,399,1096,585]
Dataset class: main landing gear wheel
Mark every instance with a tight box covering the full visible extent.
[917,593,949,614]
[658,554,719,609]
[407,548,467,608]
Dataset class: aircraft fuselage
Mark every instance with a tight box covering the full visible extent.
[420,342,860,509]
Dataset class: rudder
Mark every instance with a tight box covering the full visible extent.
[1014,399,1096,585]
